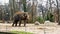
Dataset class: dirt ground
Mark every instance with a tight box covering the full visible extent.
[0,23,60,34]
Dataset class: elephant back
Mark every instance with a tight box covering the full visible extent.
[14,11,29,20]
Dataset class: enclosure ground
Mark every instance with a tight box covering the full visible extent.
[0,23,60,34]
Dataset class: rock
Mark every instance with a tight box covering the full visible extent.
[44,20,51,26]
[44,21,50,24]
[34,21,40,25]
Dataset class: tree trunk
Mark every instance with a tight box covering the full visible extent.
[22,0,27,12]
[56,0,60,25]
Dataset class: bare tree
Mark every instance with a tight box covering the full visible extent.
[22,0,27,12]
[56,0,60,25]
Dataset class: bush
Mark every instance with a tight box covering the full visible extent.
[36,16,44,24]
[28,19,33,23]
[28,18,36,23]
[45,13,54,22]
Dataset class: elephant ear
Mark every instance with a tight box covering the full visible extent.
[24,12,30,20]
[19,13,27,19]
[24,13,27,17]
[26,12,29,19]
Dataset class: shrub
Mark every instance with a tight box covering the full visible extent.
[36,16,44,24]
[11,31,33,34]
[45,13,54,22]
[28,18,36,23]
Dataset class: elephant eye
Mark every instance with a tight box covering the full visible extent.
[24,14,27,16]
[21,15,24,17]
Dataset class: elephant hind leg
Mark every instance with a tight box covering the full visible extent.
[12,23,14,27]
[12,20,16,26]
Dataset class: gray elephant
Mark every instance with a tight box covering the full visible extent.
[12,12,29,27]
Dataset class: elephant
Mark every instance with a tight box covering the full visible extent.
[12,11,29,27]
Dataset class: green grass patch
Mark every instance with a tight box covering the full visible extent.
[10,31,33,34]
[0,31,33,34]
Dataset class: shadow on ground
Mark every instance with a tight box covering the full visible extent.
[0,32,16,34]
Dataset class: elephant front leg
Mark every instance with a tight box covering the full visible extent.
[24,20,26,27]
[19,20,21,26]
